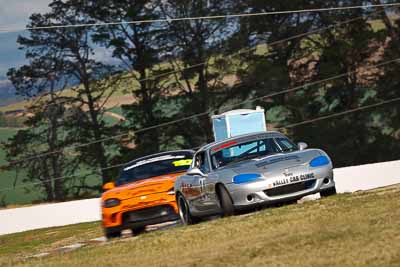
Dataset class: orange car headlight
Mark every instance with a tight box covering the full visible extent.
[104,198,120,208]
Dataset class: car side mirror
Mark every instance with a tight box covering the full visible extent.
[298,142,308,151]
[187,168,207,177]
[103,182,116,191]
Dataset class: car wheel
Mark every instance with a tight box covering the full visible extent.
[177,194,198,225]
[131,226,146,235]
[104,228,121,240]
[320,186,337,198]
[217,185,235,217]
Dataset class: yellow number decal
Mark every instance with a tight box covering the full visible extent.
[173,159,193,167]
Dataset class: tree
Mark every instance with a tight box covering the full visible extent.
[7,0,121,188]
[229,0,318,125]
[282,0,399,166]
[158,0,238,146]
[224,0,400,166]
[3,104,73,201]
[84,0,182,161]
[370,0,400,148]
[7,56,71,200]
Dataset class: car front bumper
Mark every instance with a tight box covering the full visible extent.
[226,167,335,208]
[104,204,179,233]
[102,192,178,229]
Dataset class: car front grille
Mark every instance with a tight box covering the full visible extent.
[264,180,316,197]
[122,205,176,223]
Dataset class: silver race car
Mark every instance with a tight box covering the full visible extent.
[174,131,336,224]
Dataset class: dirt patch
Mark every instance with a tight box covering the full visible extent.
[102,94,136,109]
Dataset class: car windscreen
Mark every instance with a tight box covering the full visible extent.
[117,153,193,186]
[211,137,297,168]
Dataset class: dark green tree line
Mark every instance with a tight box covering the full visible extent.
[85,0,175,162]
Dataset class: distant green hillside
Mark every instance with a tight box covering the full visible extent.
[0,128,41,206]
[0,127,104,206]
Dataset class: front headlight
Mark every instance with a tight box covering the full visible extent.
[309,156,330,167]
[104,198,120,208]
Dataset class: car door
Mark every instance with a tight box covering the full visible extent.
[201,151,221,213]
[189,151,214,214]
[179,173,198,205]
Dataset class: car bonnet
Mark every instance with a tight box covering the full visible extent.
[224,149,324,176]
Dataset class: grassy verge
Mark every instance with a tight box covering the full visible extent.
[1,185,399,267]
[0,222,102,260]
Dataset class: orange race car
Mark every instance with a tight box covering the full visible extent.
[101,150,194,238]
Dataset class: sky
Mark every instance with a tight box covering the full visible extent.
[0,0,51,79]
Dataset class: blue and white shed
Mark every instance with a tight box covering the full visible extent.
[211,108,267,142]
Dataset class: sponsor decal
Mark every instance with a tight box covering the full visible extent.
[212,141,238,152]
[272,173,315,187]
[283,168,293,177]
[181,182,192,189]
[172,159,193,167]
[211,133,282,154]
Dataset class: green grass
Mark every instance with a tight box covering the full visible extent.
[0,128,19,145]
[1,185,399,267]
[102,113,121,126]
[0,221,102,259]
[107,107,124,116]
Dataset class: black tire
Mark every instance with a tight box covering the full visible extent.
[177,193,199,225]
[320,186,337,198]
[217,185,235,217]
[104,228,121,240]
[131,226,146,235]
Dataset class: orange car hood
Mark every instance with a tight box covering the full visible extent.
[102,172,183,201]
